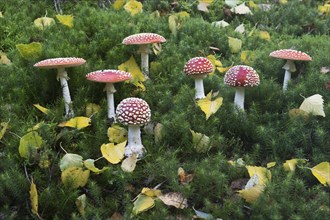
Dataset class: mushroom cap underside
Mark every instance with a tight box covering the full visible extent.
[86,70,132,83]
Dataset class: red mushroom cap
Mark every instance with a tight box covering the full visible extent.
[269,49,312,61]
[183,57,214,77]
[122,33,166,45]
[34,57,86,69]
[224,65,260,87]
[116,97,151,126]
[86,70,132,83]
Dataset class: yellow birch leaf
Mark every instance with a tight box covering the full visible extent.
[19,131,43,159]
[124,0,143,16]
[141,187,162,197]
[133,194,155,215]
[217,66,231,73]
[245,166,271,185]
[310,162,330,186]
[34,16,55,30]
[83,159,109,174]
[158,192,188,209]
[0,51,11,65]
[107,124,128,144]
[30,179,38,215]
[118,56,146,91]
[248,1,259,9]
[75,194,86,216]
[16,42,42,60]
[61,167,90,189]
[318,4,330,14]
[197,91,223,120]
[238,185,264,203]
[228,37,242,53]
[58,117,91,130]
[283,158,307,172]
[0,121,9,140]
[33,104,50,115]
[197,0,213,12]
[121,154,138,172]
[207,54,222,75]
[279,0,288,4]
[267,162,276,168]
[85,103,100,117]
[0,12,3,18]
[240,50,257,65]
[299,94,325,117]
[113,0,125,10]
[101,141,126,164]
[258,31,271,41]
[190,129,211,153]
[56,14,74,28]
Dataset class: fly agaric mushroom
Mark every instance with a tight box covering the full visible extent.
[122,33,166,78]
[269,49,312,92]
[224,65,260,110]
[184,57,214,99]
[34,57,86,117]
[86,70,132,123]
[116,97,151,157]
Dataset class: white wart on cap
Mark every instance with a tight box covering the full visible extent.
[116,97,151,126]
[184,57,214,77]
[224,65,260,87]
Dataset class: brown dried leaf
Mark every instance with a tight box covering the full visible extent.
[158,192,188,209]
[178,167,194,185]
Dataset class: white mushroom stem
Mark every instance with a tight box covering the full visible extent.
[125,125,145,157]
[104,83,117,121]
[138,44,150,79]
[234,87,245,110]
[57,68,74,117]
[282,60,296,92]
[194,77,206,99]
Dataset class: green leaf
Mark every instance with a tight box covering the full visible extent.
[190,129,211,153]
[75,194,87,215]
[61,167,90,189]
[59,153,83,171]
[0,121,9,140]
[83,159,109,174]
[19,131,43,159]
[228,37,242,53]
[132,194,155,215]
[16,42,42,60]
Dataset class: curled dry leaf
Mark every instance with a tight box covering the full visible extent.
[75,194,87,215]
[178,167,194,185]
[121,154,138,172]
[158,192,188,209]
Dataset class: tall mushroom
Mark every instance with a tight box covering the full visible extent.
[86,70,132,124]
[184,57,214,100]
[224,65,260,110]
[269,49,312,92]
[122,33,166,78]
[116,97,151,157]
[34,57,86,117]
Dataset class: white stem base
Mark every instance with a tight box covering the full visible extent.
[139,44,150,79]
[234,87,245,110]
[282,60,296,92]
[125,125,145,158]
[194,77,205,99]
[57,68,74,117]
[105,83,116,122]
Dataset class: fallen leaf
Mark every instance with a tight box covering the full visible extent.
[266,162,276,168]
[61,167,90,189]
[108,124,128,144]
[0,51,11,65]
[193,206,215,220]
[240,50,257,65]
[197,0,213,12]
[30,179,39,215]
[238,185,264,203]
[33,104,50,115]
[245,166,271,186]
[190,129,211,153]
[124,0,143,16]
[0,121,9,140]
[235,24,245,34]
[113,0,125,10]
[83,159,109,174]
[197,91,223,120]
[75,194,86,215]
[158,192,188,209]
[101,141,126,164]
[231,2,253,15]
[283,158,307,172]
[118,56,146,90]
[0,11,3,17]
[299,94,325,117]
[19,131,43,159]
[60,153,84,171]
[58,116,91,129]
[258,31,271,40]
[228,37,242,53]
[34,16,55,30]
[56,14,74,28]
[225,0,240,7]
[178,167,194,185]
[320,67,329,74]
[16,42,43,60]
[309,162,330,186]
[318,3,330,14]
[211,20,230,28]
[141,187,162,197]
[121,154,138,172]
[207,55,223,75]
[133,194,155,215]
[85,103,100,117]
[168,11,190,36]
[288,108,309,119]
